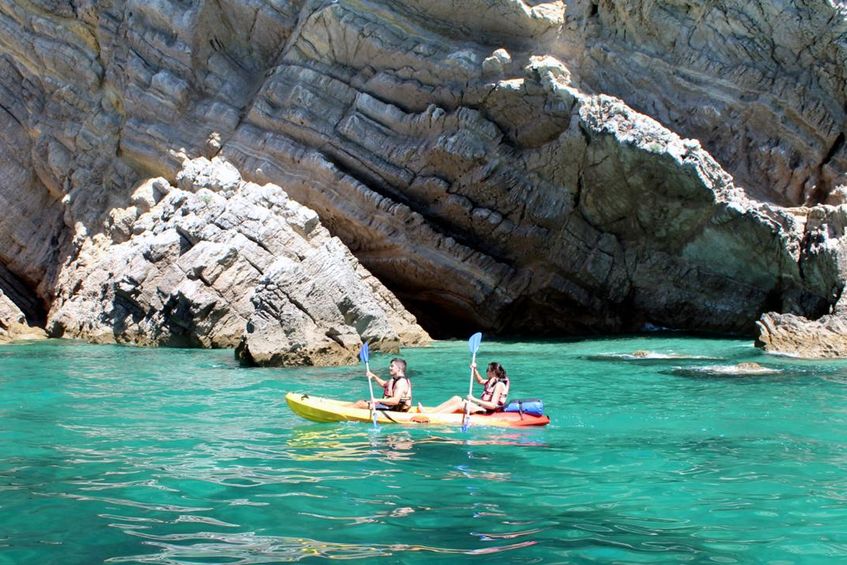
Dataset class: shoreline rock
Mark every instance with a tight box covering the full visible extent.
[0,290,47,343]
[46,157,429,365]
[756,312,847,359]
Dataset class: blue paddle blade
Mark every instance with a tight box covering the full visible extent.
[468,332,482,354]
[359,342,369,364]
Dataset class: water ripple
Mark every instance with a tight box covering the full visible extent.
[108,530,538,563]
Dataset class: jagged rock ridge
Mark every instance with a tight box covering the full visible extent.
[47,157,428,364]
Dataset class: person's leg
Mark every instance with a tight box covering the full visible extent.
[353,400,392,410]
[430,396,468,413]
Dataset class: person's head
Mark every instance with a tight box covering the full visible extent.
[486,362,507,381]
[389,358,407,377]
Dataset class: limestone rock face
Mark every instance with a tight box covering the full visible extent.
[46,157,428,364]
[563,0,847,206]
[225,54,817,335]
[2,0,847,356]
[236,236,426,366]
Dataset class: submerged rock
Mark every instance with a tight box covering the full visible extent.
[671,362,782,377]
[47,157,428,365]
[584,350,720,361]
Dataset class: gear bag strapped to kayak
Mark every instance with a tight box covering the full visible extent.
[503,398,544,417]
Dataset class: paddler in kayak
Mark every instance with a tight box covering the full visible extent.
[353,358,412,412]
[430,361,510,414]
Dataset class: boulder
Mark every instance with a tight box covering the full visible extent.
[757,311,847,359]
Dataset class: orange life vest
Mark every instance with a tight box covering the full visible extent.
[481,376,509,410]
[383,376,412,412]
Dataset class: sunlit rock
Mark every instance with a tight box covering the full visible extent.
[0,290,46,343]
[47,158,428,365]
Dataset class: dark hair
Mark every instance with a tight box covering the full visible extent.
[391,358,407,373]
[487,362,507,381]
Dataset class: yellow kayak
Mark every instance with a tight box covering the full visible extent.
[285,392,550,427]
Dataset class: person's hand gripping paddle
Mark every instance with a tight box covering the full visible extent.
[359,343,378,429]
[462,332,482,432]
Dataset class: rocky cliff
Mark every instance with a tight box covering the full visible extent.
[2,0,847,358]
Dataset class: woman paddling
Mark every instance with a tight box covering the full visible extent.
[431,361,509,414]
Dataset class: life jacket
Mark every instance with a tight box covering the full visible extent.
[383,376,412,412]
[481,376,509,411]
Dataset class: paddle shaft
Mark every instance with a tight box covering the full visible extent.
[366,361,378,426]
[365,362,374,406]
[462,351,477,428]
[467,352,477,397]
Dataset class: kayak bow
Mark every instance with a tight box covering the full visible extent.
[285,392,550,427]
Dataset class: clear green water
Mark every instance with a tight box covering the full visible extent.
[1,337,847,564]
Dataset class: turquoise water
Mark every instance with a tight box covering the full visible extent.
[1,337,847,563]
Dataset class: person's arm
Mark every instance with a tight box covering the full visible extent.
[471,363,485,385]
[366,369,386,389]
[467,382,506,411]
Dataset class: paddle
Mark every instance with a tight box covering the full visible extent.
[462,332,483,432]
[359,342,378,428]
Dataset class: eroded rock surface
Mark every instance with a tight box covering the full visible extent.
[755,204,847,357]
[0,264,47,342]
[0,290,46,343]
[562,0,847,206]
[47,157,428,364]
[757,311,847,359]
[2,1,847,357]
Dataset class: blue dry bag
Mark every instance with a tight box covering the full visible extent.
[503,398,544,417]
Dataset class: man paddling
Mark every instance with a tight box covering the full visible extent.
[353,358,412,412]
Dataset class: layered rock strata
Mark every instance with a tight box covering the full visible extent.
[222,47,831,336]
[561,0,847,207]
[47,157,428,365]
[1,1,847,357]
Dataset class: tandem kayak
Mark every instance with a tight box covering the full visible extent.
[285,392,550,427]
